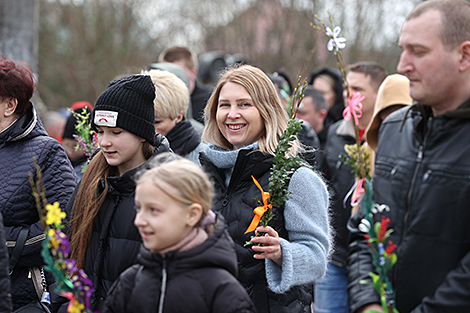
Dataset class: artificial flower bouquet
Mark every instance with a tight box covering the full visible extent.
[70,108,99,172]
[30,158,95,313]
[313,13,398,313]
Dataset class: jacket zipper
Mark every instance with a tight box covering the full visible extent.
[394,118,431,285]
[158,259,167,313]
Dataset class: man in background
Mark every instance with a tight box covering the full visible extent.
[297,86,328,148]
[159,46,212,124]
[316,62,387,313]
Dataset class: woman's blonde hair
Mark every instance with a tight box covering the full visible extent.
[202,64,299,156]
[144,69,189,119]
[136,153,214,218]
[70,141,155,269]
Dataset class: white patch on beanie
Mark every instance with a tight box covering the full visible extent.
[94,110,118,127]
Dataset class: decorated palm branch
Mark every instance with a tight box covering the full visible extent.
[243,54,314,245]
[312,12,398,313]
[29,157,95,313]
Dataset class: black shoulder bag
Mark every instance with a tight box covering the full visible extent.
[9,226,52,313]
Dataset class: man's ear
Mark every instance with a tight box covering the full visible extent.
[458,41,470,72]
[175,112,184,123]
[4,97,18,117]
[186,203,203,227]
[190,67,198,79]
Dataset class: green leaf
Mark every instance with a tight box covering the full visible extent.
[381,296,389,312]
[374,221,381,237]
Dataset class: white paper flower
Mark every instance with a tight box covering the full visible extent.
[326,26,346,51]
[374,203,390,213]
[358,218,371,233]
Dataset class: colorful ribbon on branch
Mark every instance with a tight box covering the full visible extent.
[343,92,365,125]
[343,177,366,208]
[245,176,272,234]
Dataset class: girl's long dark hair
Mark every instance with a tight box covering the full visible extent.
[70,142,154,269]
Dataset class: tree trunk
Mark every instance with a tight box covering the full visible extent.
[0,0,39,72]
[0,0,47,116]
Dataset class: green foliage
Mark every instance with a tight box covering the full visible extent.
[267,118,303,210]
[339,144,371,180]
[244,118,302,247]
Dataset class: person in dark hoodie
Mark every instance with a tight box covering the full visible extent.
[144,69,206,165]
[103,154,256,313]
[62,74,171,312]
[0,57,78,311]
[309,67,345,147]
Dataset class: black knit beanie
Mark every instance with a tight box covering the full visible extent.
[92,75,156,144]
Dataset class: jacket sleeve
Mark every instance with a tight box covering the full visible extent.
[41,139,78,236]
[347,204,381,313]
[7,140,78,268]
[411,250,470,312]
[102,266,137,313]
[265,167,331,293]
[39,139,78,212]
[0,212,12,313]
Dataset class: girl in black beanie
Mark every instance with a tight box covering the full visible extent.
[55,75,172,312]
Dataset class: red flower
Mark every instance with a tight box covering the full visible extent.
[386,240,397,255]
[378,216,391,242]
[364,234,371,247]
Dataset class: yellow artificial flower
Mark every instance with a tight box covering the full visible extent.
[48,228,60,249]
[68,300,85,313]
[46,202,66,226]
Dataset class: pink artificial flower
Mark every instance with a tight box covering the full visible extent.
[343,92,365,125]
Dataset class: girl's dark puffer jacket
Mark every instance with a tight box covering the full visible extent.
[102,213,257,313]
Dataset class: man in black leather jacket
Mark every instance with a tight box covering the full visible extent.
[348,1,470,312]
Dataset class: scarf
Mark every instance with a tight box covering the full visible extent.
[204,142,259,186]
[158,211,216,256]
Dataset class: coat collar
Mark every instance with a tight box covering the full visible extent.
[336,119,356,138]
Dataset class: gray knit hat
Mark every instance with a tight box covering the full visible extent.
[92,75,156,144]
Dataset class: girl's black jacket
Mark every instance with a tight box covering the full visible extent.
[102,213,257,313]
[54,134,171,312]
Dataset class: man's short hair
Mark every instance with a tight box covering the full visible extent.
[158,46,198,70]
[347,62,388,91]
[406,0,470,50]
[303,86,328,111]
